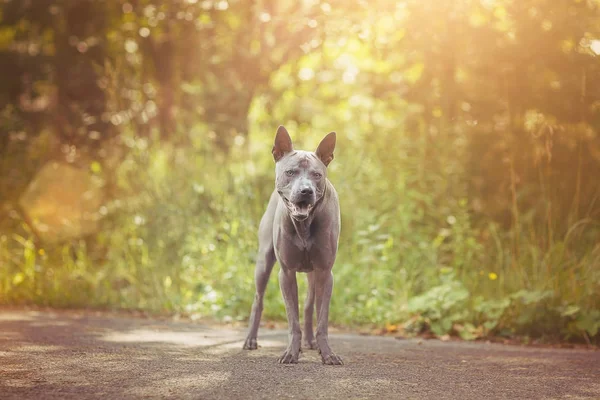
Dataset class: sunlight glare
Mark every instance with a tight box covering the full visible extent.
[591,40,600,55]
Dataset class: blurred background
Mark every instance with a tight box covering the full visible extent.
[0,0,599,344]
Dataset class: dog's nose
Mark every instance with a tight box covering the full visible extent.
[300,187,313,196]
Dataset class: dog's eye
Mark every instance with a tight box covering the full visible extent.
[313,172,322,179]
[285,170,295,177]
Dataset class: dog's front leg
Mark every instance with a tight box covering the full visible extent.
[278,268,302,364]
[302,271,318,350]
[315,270,343,365]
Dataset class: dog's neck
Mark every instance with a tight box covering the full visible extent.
[290,218,311,249]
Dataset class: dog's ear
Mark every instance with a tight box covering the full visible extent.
[272,125,293,162]
[316,131,336,166]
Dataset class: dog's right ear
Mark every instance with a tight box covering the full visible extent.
[272,125,293,162]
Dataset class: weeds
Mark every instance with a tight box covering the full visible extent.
[0,125,598,345]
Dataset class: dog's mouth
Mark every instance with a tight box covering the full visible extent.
[283,198,314,221]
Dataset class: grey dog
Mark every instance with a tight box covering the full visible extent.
[242,125,343,365]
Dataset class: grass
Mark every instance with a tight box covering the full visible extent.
[0,127,598,345]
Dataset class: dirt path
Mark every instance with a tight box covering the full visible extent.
[0,310,598,399]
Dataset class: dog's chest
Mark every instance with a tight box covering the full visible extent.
[275,234,330,272]
[290,247,315,272]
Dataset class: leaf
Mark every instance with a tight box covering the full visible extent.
[459,329,478,341]
[385,322,398,333]
[12,273,25,285]
[576,311,600,337]
[510,290,553,305]
[483,320,498,331]
[559,305,580,318]
[430,321,447,336]
[90,161,102,174]
[404,63,424,84]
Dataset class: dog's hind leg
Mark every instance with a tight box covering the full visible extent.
[302,271,318,350]
[243,192,277,350]
[243,246,275,350]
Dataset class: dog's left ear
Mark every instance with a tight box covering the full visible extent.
[315,132,336,167]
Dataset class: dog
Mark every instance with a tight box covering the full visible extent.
[243,125,342,365]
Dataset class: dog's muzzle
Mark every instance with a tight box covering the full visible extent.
[279,191,315,221]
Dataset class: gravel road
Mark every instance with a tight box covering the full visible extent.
[1,309,598,399]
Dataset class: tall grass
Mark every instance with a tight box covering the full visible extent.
[0,123,598,344]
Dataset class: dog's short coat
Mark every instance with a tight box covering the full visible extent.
[243,126,342,365]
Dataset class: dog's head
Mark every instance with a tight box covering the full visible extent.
[272,125,336,221]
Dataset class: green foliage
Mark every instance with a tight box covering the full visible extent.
[1,0,600,344]
[407,273,470,336]
[2,121,598,343]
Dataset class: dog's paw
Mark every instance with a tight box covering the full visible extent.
[243,337,258,350]
[302,339,318,350]
[321,352,343,365]
[278,348,300,364]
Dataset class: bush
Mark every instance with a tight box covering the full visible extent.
[1,121,598,345]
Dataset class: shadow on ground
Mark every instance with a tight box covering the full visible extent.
[0,310,599,399]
